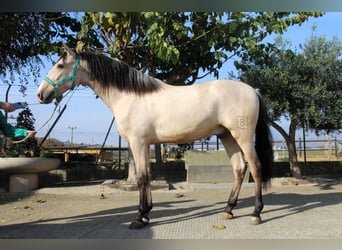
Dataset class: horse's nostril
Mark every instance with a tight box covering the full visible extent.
[37,92,45,103]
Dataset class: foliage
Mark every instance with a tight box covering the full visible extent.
[237,34,342,134]
[235,33,342,178]
[77,12,323,85]
[0,12,80,94]
[300,36,342,133]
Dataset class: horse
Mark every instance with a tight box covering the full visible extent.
[37,44,274,229]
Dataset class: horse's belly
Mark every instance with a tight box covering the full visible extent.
[152,118,221,144]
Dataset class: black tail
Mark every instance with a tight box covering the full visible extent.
[255,92,274,189]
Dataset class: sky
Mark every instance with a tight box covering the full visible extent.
[1,12,341,147]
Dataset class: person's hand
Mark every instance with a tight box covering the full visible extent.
[27,131,36,137]
[0,102,16,112]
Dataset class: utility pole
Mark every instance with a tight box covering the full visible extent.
[3,85,12,150]
[68,126,77,145]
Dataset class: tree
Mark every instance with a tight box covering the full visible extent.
[78,12,323,83]
[0,12,80,93]
[300,35,342,132]
[0,12,80,154]
[77,12,323,179]
[9,106,39,157]
[235,34,342,179]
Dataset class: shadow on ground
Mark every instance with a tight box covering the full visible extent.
[0,186,341,239]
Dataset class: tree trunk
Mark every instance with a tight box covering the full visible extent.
[286,139,302,179]
[270,120,303,179]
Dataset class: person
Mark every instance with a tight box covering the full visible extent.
[0,101,36,140]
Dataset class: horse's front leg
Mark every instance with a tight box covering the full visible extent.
[132,173,153,227]
[128,141,153,229]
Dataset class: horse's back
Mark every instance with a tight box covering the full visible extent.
[201,79,259,114]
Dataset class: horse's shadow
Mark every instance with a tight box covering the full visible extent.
[0,190,341,239]
[151,188,342,226]
[260,190,342,223]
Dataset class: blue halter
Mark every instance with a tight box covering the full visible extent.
[43,54,81,101]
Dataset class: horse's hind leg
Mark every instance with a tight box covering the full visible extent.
[219,132,247,220]
[236,138,264,225]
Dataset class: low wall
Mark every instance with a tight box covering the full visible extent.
[273,161,342,177]
[5,156,338,189]
[184,150,342,183]
[151,161,187,181]
[38,161,187,187]
[187,164,234,183]
[184,150,230,170]
[184,150,249,183]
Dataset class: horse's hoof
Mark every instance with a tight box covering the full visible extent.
[129,219,147,229]
[142,217,150,223]
[250,216,262,225]
[222,212,233,220]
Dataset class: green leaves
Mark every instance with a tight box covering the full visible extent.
[0,12,80,93]
[77,12,323,85]
[238,32,342,134]
[144,13,180,64]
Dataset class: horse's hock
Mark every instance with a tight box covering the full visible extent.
[184,150,250,183]
[0,158,60,192]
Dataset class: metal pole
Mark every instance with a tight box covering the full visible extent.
[216,136,219,150]
[118,135,122,167]
[302,122,307,169]
[68,126,77,145]
[95,116,115,165]
[39,104,67,147]
[3,85,12,150]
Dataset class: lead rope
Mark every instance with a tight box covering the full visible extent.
[12,87,78,144]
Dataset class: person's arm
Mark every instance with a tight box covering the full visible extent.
[0,101,15,112]
[0,111,28,138]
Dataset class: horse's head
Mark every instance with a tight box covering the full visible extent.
[37,44,80,104]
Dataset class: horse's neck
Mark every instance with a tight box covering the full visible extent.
[85,80,135,115]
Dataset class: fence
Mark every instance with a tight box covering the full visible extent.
[273,138,341,161]
[43,137,341,165]
[43,146,130,166]
[189,138,342,161]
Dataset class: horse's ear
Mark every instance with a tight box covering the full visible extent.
[62,42,76,59]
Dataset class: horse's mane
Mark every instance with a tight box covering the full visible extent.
[79,52,161,94]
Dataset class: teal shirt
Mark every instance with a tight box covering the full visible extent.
[0,111,28,138]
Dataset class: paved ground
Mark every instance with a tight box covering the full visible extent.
[0,177,341,239]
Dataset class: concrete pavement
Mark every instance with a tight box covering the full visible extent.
[0,177,341,239]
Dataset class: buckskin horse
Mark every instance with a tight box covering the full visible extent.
[37,44,273,229]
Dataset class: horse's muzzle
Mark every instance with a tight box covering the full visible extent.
[37,91,54,104]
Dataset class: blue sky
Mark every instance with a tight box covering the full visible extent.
[1,12,341,146]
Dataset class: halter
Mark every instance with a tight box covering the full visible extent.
[43,54,81,101]
[14,56,81,144]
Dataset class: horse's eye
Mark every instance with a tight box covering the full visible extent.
[57,64,64,69]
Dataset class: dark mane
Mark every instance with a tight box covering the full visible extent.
[80,52,161,94]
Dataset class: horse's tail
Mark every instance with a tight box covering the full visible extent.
[255,91,274,190]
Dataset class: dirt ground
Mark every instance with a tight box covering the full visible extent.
[0,176,341,239]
